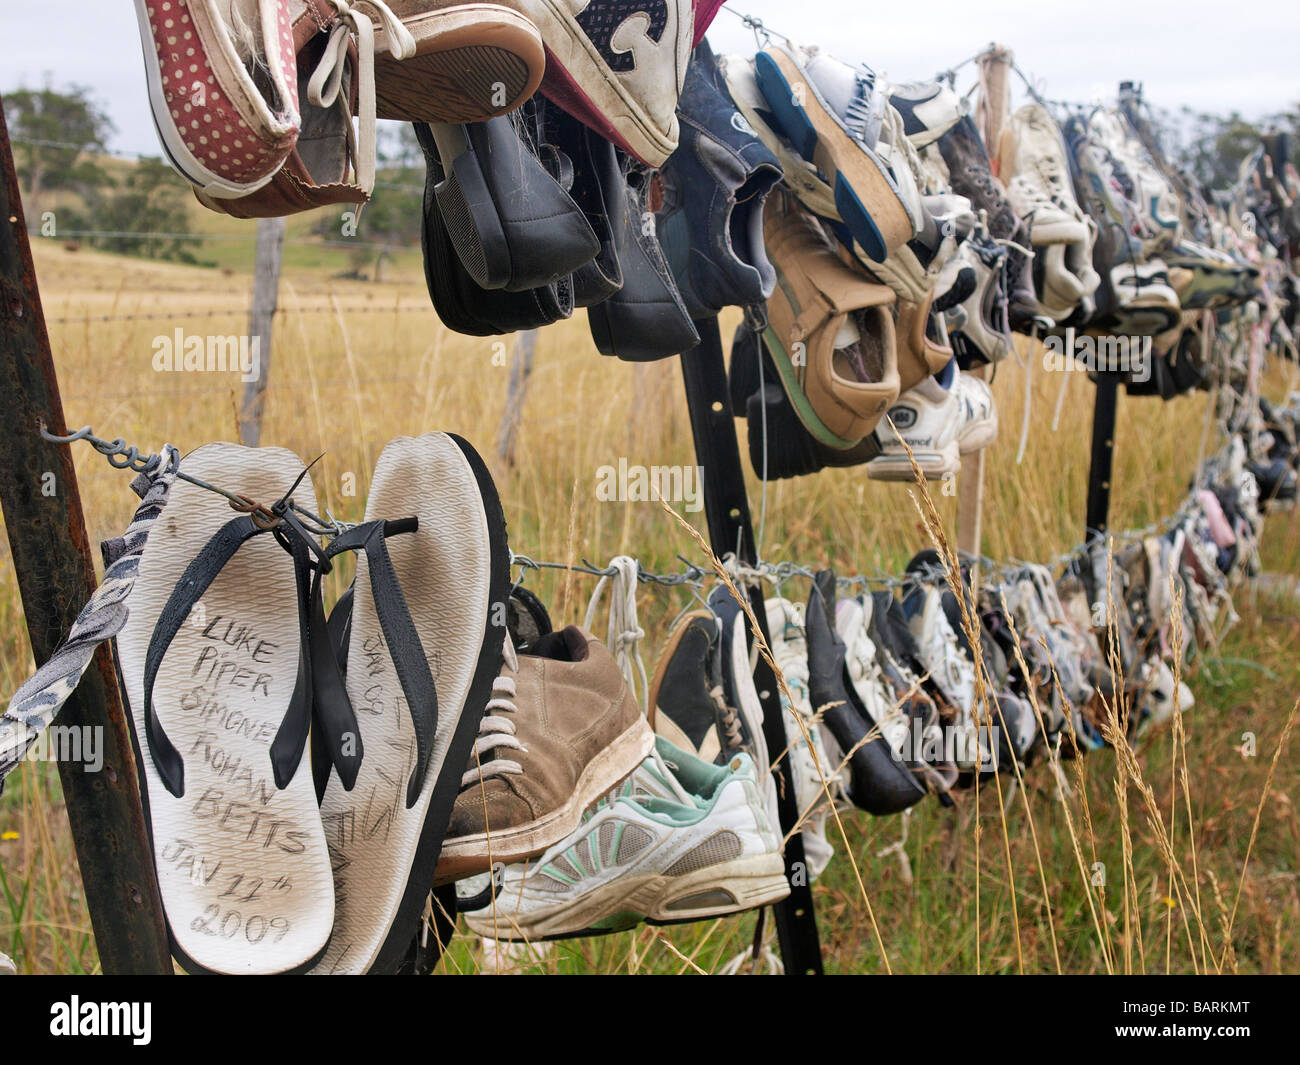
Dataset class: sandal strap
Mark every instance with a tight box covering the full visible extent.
[321,517,431,808]
[142,515,280,797]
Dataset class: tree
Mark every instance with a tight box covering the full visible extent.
[4,82,115,220]
[73,157,201,263]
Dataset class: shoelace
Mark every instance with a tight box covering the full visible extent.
[307,0,416,196]
[583,556,649,713]
[461,635,524,788]
[712,684,745,750]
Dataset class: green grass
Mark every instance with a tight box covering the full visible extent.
[0,239,1296,974]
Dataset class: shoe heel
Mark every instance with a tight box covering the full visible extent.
[833,179,889,263]
[753,52,819,160]
[430,123,511,290]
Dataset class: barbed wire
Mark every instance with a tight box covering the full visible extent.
[43,303,435,325]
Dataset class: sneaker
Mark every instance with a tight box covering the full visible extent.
[935,113,1038,329]
[939,233,1013,366]
[369,1,544,124]
[807,575,927,813]
[889,78,962,147]
[1088,108,1182,256]
[867,363,997,481]
[762,196,900,448]
[435,628,655,883]
[1000,104,1091,245]
[765,597,842,879]
[657,39,783,318]
[753,43,917,261]
[900,580,982,769]
[648,611,751,765]
[463,738,788,940]
[529,0,695,166]
[862,192,973,305]
[134,0,300,197]
[1109,258,1182,335]
[717,51,840,220]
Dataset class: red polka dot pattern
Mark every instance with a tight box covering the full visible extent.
[143,0,299,185]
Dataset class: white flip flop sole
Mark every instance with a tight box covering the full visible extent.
[115,443,333,975]
[314,432,508,974]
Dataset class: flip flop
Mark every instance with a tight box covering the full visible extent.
[312,432,509,974]
[114,443,334,975]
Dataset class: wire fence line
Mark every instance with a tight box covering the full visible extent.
[44,303,437,325]
[30,227,418,250]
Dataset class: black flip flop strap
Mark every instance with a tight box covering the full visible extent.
[143,515,281,797]
[265,532,316,792]
[324,518,432,808]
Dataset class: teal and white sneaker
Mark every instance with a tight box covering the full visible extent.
[464,739,788,941]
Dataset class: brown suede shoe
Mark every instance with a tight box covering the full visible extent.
[896,291,955,392]
[762,195,900,450]
[435,626,654,883]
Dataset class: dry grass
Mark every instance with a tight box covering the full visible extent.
[1,241,1297,974]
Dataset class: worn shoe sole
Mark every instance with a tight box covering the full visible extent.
[375,6,544,123]
[865,441,961,482]
[313,432,510,974]
[433,715,655,884]
[466,853,789,940]
[754,48,912,263]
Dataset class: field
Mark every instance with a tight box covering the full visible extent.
[1,235,1297,975]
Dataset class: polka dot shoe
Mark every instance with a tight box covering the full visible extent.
[134,0,301,198]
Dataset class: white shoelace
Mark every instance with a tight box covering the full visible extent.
[307,0,416,195]
[583,556,649,714]
[462,635,524,788]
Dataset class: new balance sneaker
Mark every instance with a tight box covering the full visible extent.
[648,610,751,765]
[436,628,655,882]
[753,42,917,261]
[464,739,788,940]
[135,0,300,197]
[656,39,783,318]
[867,363,997,481]
[526,0,694,166]
[762,195,900,448]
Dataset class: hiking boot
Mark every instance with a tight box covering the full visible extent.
[436,627,655,882]
[657,40,783,318]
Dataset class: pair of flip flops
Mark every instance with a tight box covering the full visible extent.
[113,432,507,974]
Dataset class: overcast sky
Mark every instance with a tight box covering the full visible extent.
[5,0,1298,157]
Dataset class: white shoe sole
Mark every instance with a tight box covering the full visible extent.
[467,852,789,940]
[866,442,961,481]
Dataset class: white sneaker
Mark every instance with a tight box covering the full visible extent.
[903,584,987,772]
[939,234,1013,365]
[867,370,998,481]
[765,597,845,879]
[1110,258,1181,332]
[833,595,910,753]
[464,739,788,941]
[1087,109,1182,256]
[1001,104,1091,245]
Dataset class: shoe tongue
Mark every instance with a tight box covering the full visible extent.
[635,746,700,807]
[804,52,880,145]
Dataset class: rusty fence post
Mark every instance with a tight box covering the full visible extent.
[0,93,172,974]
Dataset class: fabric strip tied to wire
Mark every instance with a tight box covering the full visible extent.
[0,446,178,793]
